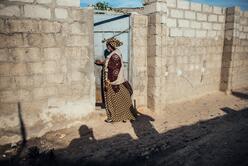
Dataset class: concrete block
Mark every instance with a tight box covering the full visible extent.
[185,11,196,20]
[183,29,195,37]
[0,90,18,103]
[66,35,89,47]
[213,6,223,14]
[33,88,47,99]
[0,34,24,48]
[191,2,202,11]
[208,30,217,38]
[11,63,28,76]
[14,76,33,88]
[0,77,11,90]
[55,8,68,19]
[56,0,80,7]
[0,49,9,62]
[166,18,177,27]
[167,0,176,8]
[0,64,11,76]
[213,23,222,30]
[47,74,64,84]
[32,75,45,87]
[196,30,207,37]
[28,62,43,74]
[44,48,61,60]
[244,26,248,32]
[170,28,183,37]
[226,7,240,15]
[240,18,247,25]
[218,15,225,23]
[177,0,190,9]
[44,61,57,74]
[0,5,21,17]
[11,48,41,62]
[244,11,248,17]
[202,4,212,13]
[71,71,81,81]
[226,15,234,22]
[190,21,201,29]
[70,22,83,34]
[7,19,40,33]
[18,89,32,101]
[178,19,189,28]
[0,19,4,33]
[36,0,52,4]
[208,14,218,22]
[28,34,56,47]
[170,9,183,18]
[71,9,91,22]
[24,5,51,19]
[132,15,148,26]
[240,32,246,39]
[202,22,212,30]
[197,13,207,21]
[40,21,62,33]
[144,1,167,14]
[8,0,34,2]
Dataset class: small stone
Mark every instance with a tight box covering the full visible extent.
[2,154,6,158]
[59,134,65,139]
[11,143,17,148]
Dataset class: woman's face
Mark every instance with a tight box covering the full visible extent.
[107,44,114,52]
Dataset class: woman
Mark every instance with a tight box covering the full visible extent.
[95,38,135,123]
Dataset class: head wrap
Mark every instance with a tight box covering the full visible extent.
[106,38,123,48]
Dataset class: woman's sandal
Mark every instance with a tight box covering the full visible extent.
[104,119,113,123]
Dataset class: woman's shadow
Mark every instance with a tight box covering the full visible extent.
[131,109,159,139]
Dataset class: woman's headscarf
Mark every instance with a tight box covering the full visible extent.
[106,38,123,49]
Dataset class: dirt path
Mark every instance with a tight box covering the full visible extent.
[0,89,248,166]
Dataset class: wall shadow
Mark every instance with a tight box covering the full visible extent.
[231,90,248,100]
[1,108,248,166]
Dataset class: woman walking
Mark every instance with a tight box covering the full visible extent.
[95,38,135,123]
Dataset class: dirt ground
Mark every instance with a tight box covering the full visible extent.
[0,88,248,166]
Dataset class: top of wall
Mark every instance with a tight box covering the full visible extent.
[167,0,225,14]
[0,0,81,21]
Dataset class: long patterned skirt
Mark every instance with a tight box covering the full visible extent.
[104,83,135,122]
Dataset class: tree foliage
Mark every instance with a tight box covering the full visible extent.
[91,1,113,11]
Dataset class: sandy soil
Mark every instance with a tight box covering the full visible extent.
[0,88,248,166]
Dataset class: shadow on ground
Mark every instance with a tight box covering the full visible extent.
[1,107,248,166]
[232,90,248,100]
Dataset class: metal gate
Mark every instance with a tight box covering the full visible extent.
[94,11,131,106]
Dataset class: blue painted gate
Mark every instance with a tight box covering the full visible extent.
[94,11,131,105]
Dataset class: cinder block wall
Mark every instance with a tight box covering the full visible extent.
[144,0,248,111]
[221,7,248,91]
[164,0,226,103]
[131,14,148,108]
[0,0,94,144]
[236,9,248,88]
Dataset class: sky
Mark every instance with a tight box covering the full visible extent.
[80,0,248,10]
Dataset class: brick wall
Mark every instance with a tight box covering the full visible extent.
[0,0,94,144]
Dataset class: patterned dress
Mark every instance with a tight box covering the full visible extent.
[104,49,135,122]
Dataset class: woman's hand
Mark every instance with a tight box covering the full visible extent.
[104,79,111,91]
[95,60,104,65]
